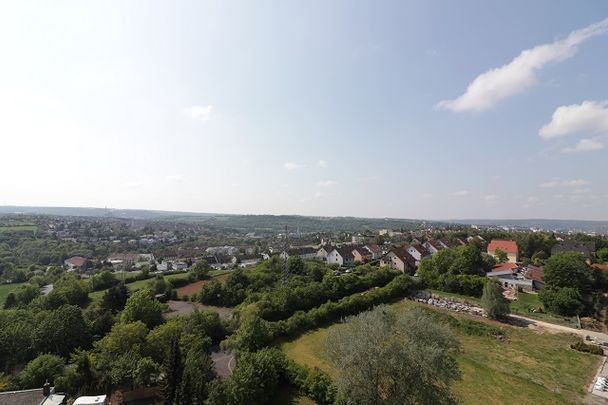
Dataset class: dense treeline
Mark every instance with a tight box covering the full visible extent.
[417,245,493,296]
[222,275,419,352]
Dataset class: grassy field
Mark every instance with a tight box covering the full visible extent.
[89,271,225,303]
[281,299,600,405]
[0,225,38,233]
[0,282,26,306]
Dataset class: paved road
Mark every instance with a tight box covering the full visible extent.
[509,314,608,342]
[211,345,235,378]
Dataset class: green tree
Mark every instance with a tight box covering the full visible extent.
[177,340,215,404]
[121,289,164,329]
[493,248,508,263]
[597,248,608,263]
[34,305,91,357]
[94,321,149,387]
[18,354,65,388]
[325,305,460,405]
[162,338,183,404]
[539,286,584,316]
[191,260,210,280]
[101,282,130,313]
[481,279,510,319]
[3,292,17,309]
[544,253,592,292]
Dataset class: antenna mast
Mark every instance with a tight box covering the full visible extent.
[283,225,289,284]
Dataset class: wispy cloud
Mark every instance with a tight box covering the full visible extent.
[541,179,591,188]
[481,194,499,202]
[317,180,336,187]
[540,100,608,139]
[437,18,608,112]
[184,105,213,121]
[125,181,143,188]
[317,160,328,168]
[452,190,468,197]
[523,196,540,208]
[561,138,604,153]
[166,174,184,182]
[284,162,305,171]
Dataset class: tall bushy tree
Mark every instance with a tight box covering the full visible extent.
[177,340,215,404]
[162,337,183,404]
[481,280,510,319]
[120,289,164,329]
[325,305,460,404]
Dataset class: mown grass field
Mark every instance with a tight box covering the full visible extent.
[0,282,26,306]
[281,299,600,405]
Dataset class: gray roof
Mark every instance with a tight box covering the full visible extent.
[0,389,65,405]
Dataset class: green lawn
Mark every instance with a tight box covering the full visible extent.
[281,299,600,405]
[0,224,38,233]
[0,282,26,306]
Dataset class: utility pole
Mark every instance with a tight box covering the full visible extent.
[283,225,289,284]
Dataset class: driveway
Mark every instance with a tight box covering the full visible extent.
[211,345,235,378]
[509,314,608,343]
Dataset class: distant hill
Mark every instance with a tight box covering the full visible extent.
[0,206,446,233]
[0,206,207,220]
[451,218,608,234]
[2,206,606,234]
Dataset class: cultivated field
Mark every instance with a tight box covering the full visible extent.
[281,299,601,405]
[175,273,229,297]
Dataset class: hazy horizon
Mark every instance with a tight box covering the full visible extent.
[2,1,608,220]
[2,204,608,223]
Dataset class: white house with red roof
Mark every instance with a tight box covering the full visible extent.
[487,239,519,263]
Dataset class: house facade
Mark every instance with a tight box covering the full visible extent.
[487,239,519,263]
[327,247,354,266]
[380,248,416,274]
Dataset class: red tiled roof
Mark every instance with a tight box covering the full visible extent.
[524,265,545,282]
[391,247,416,266]
[364,244,382,253]
[487,239,518,254]
[491,262,519,273]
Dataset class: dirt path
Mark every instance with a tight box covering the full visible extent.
[509,313,608,342]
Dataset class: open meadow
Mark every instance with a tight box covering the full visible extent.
[281,299,601,405]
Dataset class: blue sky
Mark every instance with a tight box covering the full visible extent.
[1,1,607,220]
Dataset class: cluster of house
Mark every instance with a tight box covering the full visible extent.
[484,239,596,293]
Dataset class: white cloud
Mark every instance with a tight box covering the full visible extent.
[437,18,608,112]
[561,138,605,153]
[452,190,468,197]
[184,105,213,121]
[541,179,591,188]
[540,100,608,139]
[317,160,328,168]
[563,179,591,187]
[317,180,336,187]
[283,162,305,170]
[125,181,143,188]
[166,174,184,182]
[481,194,499,202]
[540,181,559,188]
[523,196,540,208]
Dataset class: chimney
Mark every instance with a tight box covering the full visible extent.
[42,380,51,396]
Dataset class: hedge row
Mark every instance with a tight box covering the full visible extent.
[269,275,420,340]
